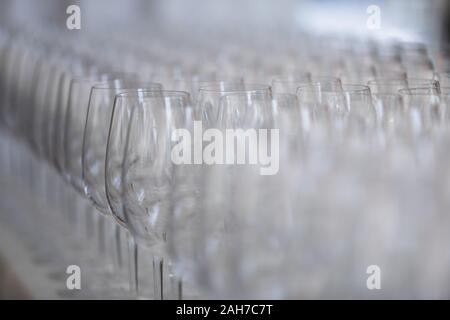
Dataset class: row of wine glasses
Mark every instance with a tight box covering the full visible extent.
[1,24,450,298]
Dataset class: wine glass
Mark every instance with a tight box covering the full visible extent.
[59,72,140,296]
[371,92,405,141]
[188,88,274,298]
[197,83,271,127]
[82,80,163,295]
[106,90,192,299]
[170,76,244,103]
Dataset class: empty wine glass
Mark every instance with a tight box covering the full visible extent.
[59,72,146,297]
[197,83,271,127]
[170,76,244,103]
[371,92,405,138]
[82,80,163,295]
[191,88,274,297]
[296,81,347,131]
[106,90,192,299]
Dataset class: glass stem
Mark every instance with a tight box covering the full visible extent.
[153,255,164,300]
[97,214,106,255]
[170,273,183,300]
[114,224,123,269]
[127,233,139,295]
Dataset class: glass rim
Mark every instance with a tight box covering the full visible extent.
[433,71,450,77]
[367,77,438,85]
[70,76,102,83]
[198,83,271,94]
[272,76,340,84]
[398,87,450,95]
[173,76,244,83]
[69,71,138,83]
[372,92,402,97]
[297,83,370,94]
[91,81,162,90]
[114,89,190,99]
[272,92,298,98]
